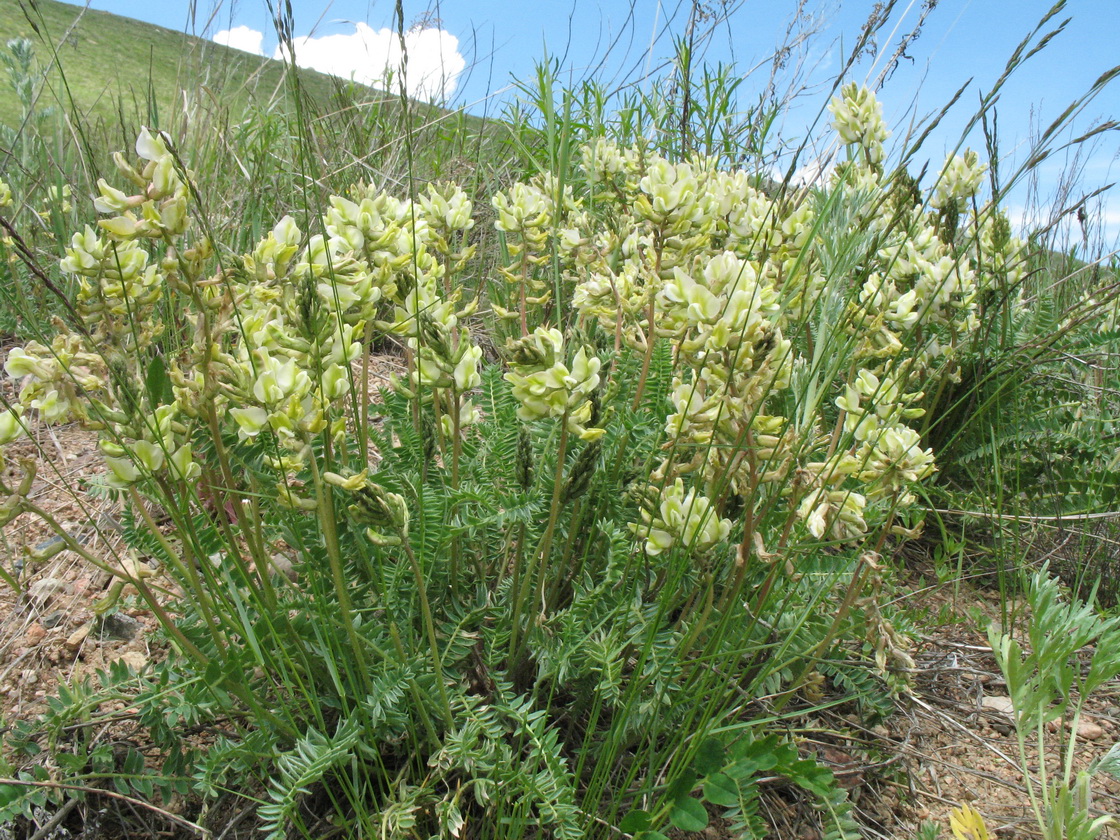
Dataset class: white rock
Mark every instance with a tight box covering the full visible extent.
[981,695,1016,717]
[28,577,72,605]
[113,651,148,672]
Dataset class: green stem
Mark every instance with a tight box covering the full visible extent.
[359,320,374,459]
[1063,699,1086,790]
[1016,719,1045,834]
[27,498,292,735]
[678,573,715,657]
[203,400,274,596]
[631,237,663,411]
[23,499,143,586]
[721,440,759,613]
[128,486,225,652]
[519,248,530,337]
[509,417,570,681]
[546,497,585,608]
[306,442,369,680]
[774,555,869,714]
[449,388,463,590]
[400,541,453,726]
[389,620,443,747]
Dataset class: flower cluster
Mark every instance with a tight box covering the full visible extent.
[491,176,586,329]
[631,478,731,556]
[558,87,1021,549]
[829,82,890,166]
[931,150,987,211]
[93,127,190,239]
[211,181,484,502]
[503,327,604,441]
[5,335,105,425]
[5,329,198,489]
[560,143,815,540]
[2,130,487,509]
[0,88,1028,562]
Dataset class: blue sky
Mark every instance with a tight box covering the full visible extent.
[80,0,1120,246]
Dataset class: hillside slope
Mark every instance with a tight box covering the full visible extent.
[0,0,363,133]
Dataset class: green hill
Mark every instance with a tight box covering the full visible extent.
[0,0,502,254]
[0,0,377,134]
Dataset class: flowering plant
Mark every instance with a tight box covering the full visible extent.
[0,84,1033,839]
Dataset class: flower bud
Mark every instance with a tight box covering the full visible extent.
[321,364,350,401]
[323,470,369,491]
[105,456,141,487]
[348,481,410,546]
[4,347,43,379]
[136,127,171,162]
[0,406,25,445]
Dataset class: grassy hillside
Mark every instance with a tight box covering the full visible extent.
[0,0,506,285]
[0,0,355,135]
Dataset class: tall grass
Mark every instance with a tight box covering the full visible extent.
[0,2,1118,838]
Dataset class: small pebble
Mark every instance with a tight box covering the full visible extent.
[97,612,140,641]
[1078,720,1106,741]
[65,623,90,650]
[24,623,46,645]
[981,695,1015,716]
[270,552,298,581]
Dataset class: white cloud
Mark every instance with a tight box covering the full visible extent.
[213,25,265,56]
[273,22,466,101]
[789,158,834,188]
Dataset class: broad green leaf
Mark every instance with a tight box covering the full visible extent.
[725,757,759,780]
[0,784,23,811]
[665,770,699,801]
[694,736,726,775]
[669,796,709,832]
[703,772,740,807]
[619,809,652,833]
[145,354,172,405]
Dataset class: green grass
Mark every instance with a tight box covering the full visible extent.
[0,0,352,133]
[0,0,509,340]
